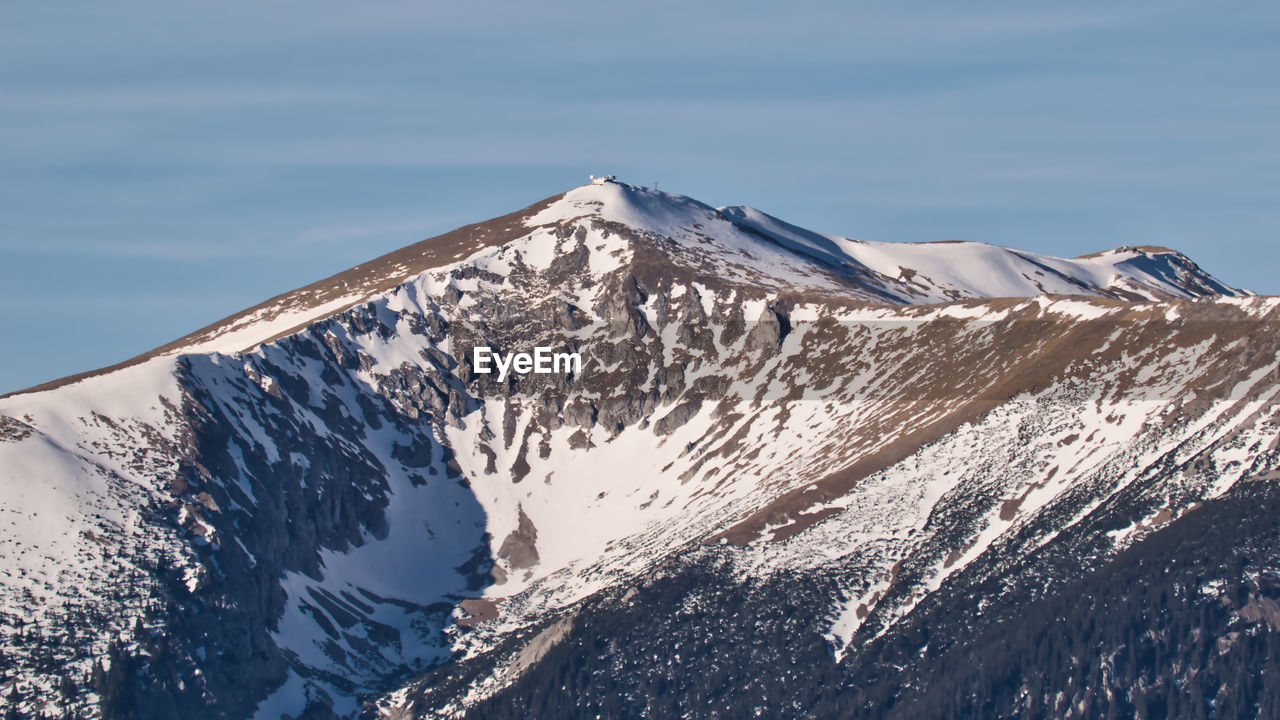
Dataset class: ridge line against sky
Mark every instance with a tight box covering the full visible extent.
[1,0,1277,393]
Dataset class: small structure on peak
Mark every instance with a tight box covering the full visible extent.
[589,174,617,185]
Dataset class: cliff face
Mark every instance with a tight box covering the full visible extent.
[0,182,1276,719]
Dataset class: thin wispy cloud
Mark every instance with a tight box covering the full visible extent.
[289,216,471,248]
[0,85,368,113]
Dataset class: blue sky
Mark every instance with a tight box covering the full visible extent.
[1,1,1277,393]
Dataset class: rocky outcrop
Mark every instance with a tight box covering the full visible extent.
[498,507,540,571]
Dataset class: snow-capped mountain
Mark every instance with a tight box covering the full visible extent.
[1,180,1276,719]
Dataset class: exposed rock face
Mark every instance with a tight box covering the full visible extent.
[653,399,702,436]
[0,415,33,442]
[744,305,790,354]
[498,508,539,571]
[0,181,1274,720]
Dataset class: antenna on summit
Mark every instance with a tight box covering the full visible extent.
[589,174,617,185]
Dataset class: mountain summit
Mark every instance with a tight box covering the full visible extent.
[11,181,1239,400]
[1,182,1277,719]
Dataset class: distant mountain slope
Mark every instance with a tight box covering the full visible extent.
[719,203,1241,302]
[0,180,1271,720]
[4,182,1240,399]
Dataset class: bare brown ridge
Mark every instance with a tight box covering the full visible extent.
[708,297,1268,547]
[2,191,566,399]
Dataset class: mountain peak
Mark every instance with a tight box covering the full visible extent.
[526,181,722,238]
[3,182,1243,400]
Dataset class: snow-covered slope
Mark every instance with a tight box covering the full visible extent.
[0,180,1269,720]
[719,202,1241,302]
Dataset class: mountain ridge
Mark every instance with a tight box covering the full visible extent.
[3,180,1239,399]
[0,180,1275,719]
